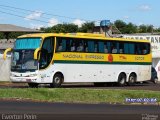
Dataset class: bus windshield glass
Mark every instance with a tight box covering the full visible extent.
[11,37,41,72]
[11,50,38,72]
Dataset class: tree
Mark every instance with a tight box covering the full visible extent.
[138,24,153,33]
[147,25,153,33]
[78,22,95,32]
[138,25,147,33]
[156,27,160,32]
[114,20,127,34]
[0,32,27,39]
[124,23,138,34]
[114,20,138,34]
[41,22,95,33]
[9,32,27,39]
[41,23,78,33]
[0,33,5,39]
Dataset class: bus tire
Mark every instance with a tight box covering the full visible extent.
[28,83,38,88]
[50,73,63,88]
[118,73,126,87]
[128,73,136,86]
[153,77,158,84]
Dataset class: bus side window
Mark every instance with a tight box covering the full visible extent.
[142,43,150,55]
[84,41,88,52]
[77,40,84,52]
[88,41,94,52]
[94,42,98,52]
[70,39,76,52]
[56,38,67,52]
[98,41,104,53]
[124,43,129,54]
[124,42,135,54]
[58,42,63,51]
[140,43,144,55]
[146,43,150,54]
[66,39,71,52]
[56,39,63,52]
[128,43,135,54]
[104,43,108,53]
[61,39,67,51]
[135,43,142,54]
[119,42,124,54]
[107,42,111,53]
[111,42,117,54]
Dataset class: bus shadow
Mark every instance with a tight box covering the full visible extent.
[61,82,157,88]
[0,81,158,89]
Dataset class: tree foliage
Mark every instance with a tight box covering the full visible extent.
[41,23,78,33]
[114,20,138,34]
[114,20,158,34]
[138,25,154,33]
[41,22,95,33]
[78,22,95,32]
[125,23,138,34]
[114,20,127,34]
[0,32,26,39]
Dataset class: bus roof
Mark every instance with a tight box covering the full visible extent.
[18,33,150,43]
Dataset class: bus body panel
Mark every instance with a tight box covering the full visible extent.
[10,63,151,83]
[36,63,151,83]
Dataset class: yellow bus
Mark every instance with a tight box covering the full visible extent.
[3,33,152,87]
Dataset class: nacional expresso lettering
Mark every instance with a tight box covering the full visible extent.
[63,54,104,60]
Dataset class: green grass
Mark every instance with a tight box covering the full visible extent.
[0,88,159,104]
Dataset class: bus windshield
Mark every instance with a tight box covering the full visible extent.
[11,50,38,72]
[11,37,41,72]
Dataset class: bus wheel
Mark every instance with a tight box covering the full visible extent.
[153,77,158,84]
[50,74,63,88]
[118,73,126,87]
[28,83,38,88]
[128,74,136,86]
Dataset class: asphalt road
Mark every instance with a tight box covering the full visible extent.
[0,101,159,120]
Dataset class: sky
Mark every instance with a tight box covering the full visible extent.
[0,0,159,29]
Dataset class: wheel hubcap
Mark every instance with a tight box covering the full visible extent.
[120,78,125,84]
[130,76,135,83]
[55,77,61,84]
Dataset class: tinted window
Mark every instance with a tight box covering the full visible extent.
[111,42,118,54]
[98,41,104,53]
[56,37,150,55]
[119,42,124,54]
[56,38,85,52]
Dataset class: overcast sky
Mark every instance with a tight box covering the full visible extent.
[0,0,159,29]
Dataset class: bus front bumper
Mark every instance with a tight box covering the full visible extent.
[10,76,39,83]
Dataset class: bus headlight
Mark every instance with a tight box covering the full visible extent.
[10,73,16,77]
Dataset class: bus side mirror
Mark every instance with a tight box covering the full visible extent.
[3,48,12,60]
[34,47,41,60]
